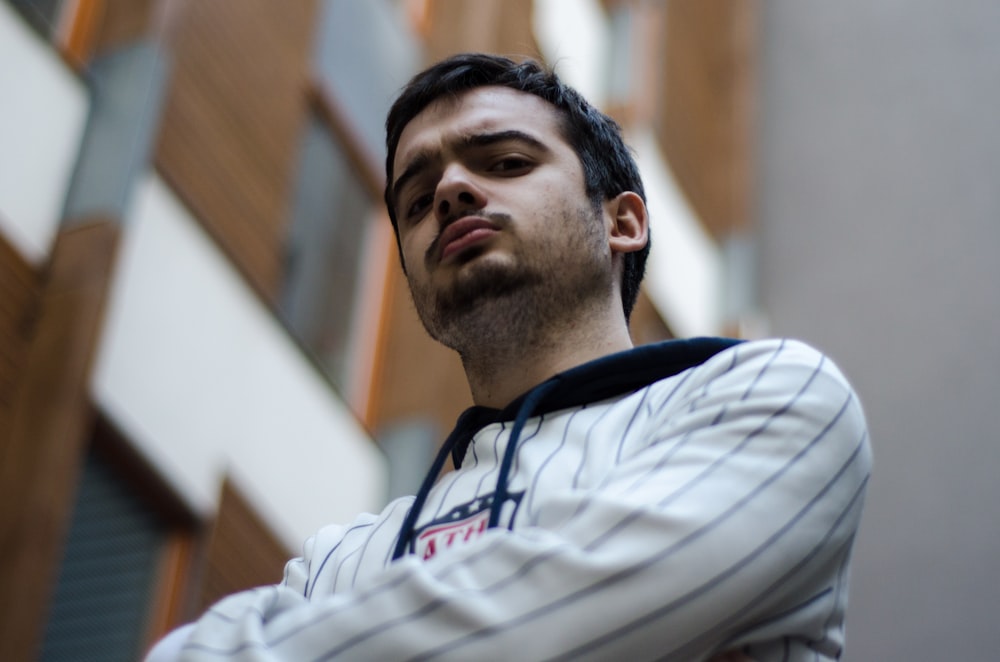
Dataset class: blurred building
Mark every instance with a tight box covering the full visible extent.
[2,0,997,661]
[0,0,722,658]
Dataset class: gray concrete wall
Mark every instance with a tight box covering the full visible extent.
[756,2,1000,660]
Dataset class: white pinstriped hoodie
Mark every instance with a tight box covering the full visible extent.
[153,337,872,661]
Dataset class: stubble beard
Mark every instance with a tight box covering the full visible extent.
[408,202,611,361]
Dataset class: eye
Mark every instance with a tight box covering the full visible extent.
[404,193,434,221]
[488,156,532,174]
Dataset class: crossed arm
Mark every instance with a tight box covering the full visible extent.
[148,341,869,660]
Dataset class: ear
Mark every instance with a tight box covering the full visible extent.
[605,191,648,255]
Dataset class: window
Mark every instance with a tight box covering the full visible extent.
[39,445,169,661]
[279,110,375,394]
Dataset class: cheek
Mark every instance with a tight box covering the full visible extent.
[400,230,430,273]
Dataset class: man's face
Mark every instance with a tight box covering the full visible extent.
[390,86,613,351]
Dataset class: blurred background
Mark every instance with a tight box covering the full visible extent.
[1,0,997,659]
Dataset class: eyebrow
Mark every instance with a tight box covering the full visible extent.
[391,129,551,207]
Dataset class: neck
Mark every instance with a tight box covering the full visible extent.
[459,307,634,409]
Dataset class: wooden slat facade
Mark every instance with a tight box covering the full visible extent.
[0,234,40,426]
[655,0,757,239]
[89,0,155,55]
[197,480,292,612]
[424,0,541,61]
[0,220,120,662]
[155,0,320,302]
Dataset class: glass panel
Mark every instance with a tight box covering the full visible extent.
[7,0,64,38]
[313,0,420,162]
[279,112,373,392]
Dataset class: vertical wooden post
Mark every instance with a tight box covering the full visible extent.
[0,219,120,662]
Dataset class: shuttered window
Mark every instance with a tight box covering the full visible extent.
[39,448,168,662]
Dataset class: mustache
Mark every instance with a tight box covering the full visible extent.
[425,211,512,263]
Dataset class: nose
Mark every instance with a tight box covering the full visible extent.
[434,164,487,222]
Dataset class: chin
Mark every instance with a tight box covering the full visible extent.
[444,257,530,310]
[413,257,540,348]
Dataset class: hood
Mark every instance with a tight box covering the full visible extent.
[391,337,743,561]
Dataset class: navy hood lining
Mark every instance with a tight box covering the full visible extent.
[451,337,744,467]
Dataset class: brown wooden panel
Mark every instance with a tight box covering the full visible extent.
[0,220,119,662]
[629,289,675,347]
[143,531,201,648]
[57,0,105,66]
[198,479,292,611]
[155,0,320,302]
[656,0,757,239]
[90,0,154,56]
[368,259,472,436]
[425,0,541,62]
[0,232,41,443]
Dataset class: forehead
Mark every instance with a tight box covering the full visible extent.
[393,86,567,170]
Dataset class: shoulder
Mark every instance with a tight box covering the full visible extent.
[649,338,869,452]
[716,339,869,458]
[685,338,856,393]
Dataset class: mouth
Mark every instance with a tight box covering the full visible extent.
[438,217,500,262]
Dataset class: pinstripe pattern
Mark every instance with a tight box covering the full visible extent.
[152,339,871,661]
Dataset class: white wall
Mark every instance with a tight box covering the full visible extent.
[533,0,609,107]
[0,2,88,264]
[631,130,722,337]
[757,2,1000,659]
[91,174,387,550]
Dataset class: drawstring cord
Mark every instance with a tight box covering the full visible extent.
[389,338,744,561]
[391,426,464,561]
[488,378,558,527]
[392,377,560,559]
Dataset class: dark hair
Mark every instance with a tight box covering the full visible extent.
[384,53,650,320]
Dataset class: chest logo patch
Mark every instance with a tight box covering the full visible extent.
[412,491,524,560]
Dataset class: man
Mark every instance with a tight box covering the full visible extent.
[148,53,871,660]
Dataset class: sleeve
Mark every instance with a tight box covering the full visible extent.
[173,339,872,661]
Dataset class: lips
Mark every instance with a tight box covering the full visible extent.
[438,217,500,261]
